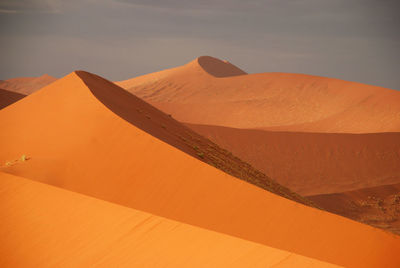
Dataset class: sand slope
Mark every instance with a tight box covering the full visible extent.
[0,172,339,268]
[188,123,400,234]
[117,57,400,236]
[0,74,57,95]
[1,70,400,267]
[0,70,310,205]
[188,123,400,195]
[0,88,25,109]
[117,56,400,133]
[309,183,400,235]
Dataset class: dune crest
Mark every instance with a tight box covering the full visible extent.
[116,56,400,236]
[196,56,247,77]
[0,74,57,95]
[77,71,313,206]
[1,70,400,267]
[117,57,400,133]
[116,55,246,91]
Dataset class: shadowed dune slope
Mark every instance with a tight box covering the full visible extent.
[188,123,400,195]
[1,70,310,205]
[0,74,57,95]
[117,56,246,90]
[117,57,400,133]
[0,172,340,268]
[1,71,400,267]
[0,88,25,109]
[197,56,247,77]
[308,183,400,235]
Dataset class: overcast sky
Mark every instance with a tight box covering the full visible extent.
[0,0,399,89]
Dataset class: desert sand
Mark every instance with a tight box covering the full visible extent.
[117,56,400,133]
[0,88,25,109]
[0,70,309,206]
[309,182,400,235]
[188,123,400,195]
[0,74,57,95]
[117,56,400,235]
[0,172,339,268]
[1,70,400,267]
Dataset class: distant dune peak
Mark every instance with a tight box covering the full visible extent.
[195,56,247,78]
[0,73,57,95]
[38,73,55,80]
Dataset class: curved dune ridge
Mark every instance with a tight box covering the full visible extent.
[197,56,247,77]
[0,74,57,95]
[1,70,400,267]
[0,88,25,109]
[187,123,400,196]
[117,56,400,235]
[0,172,339,268]
[116,56,245,90]
[117,56,400,133]
[1,70,310,206]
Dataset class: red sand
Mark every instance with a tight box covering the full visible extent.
[117,56,400,133]
[117,56,400,236]
[309,182,400,235]
[1,71,400,267]
[0,74,57,95]
[0,172,339,267]
[0,88,25,109]
[0,70,309,205]
[188,123,400,195]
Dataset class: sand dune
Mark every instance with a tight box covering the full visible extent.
[309,182,400,235]
[117,56,246,90]
[117,56,400,237]
[188,123,400,195]
[0,88,25,109]
[1,70,400,267]
[0,70,309,206]
[0,74,57,95]
[117,56,400,133]
[0,172,339,268]
[197,56,247,77]
[189,123,400,234]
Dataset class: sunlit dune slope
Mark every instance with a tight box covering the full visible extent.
[1,70,400,267]
[309,182,400,235]
[188,123,400,195]
[0,74,57,95]
[117,56,400,133]
[0,172,340,268]
[0,70,310,205]
[117,56,246,90]
[0,88,25,109]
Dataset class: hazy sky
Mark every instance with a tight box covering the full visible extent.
[1,0,399,89]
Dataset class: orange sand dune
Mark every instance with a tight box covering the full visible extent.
[0,71,310,206]
[117,56,246,90]
[0,74,57,95]
[0,88,25,109]
[188,123,400,234]
[188,123,400,195]
[309,182,400,235]
[1,71,400,267]
[117,56,400,133]
[0,172,339,268]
